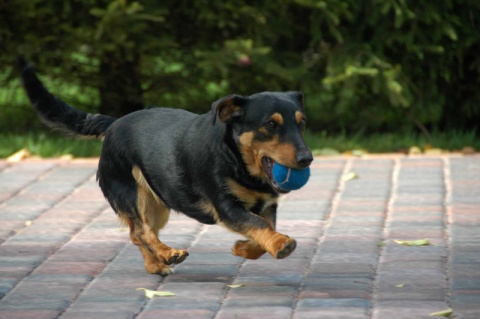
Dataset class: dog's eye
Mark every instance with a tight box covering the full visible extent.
[266,120,278,129]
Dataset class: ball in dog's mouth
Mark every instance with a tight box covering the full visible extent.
[262,156,311,192]
[261,156,290,194]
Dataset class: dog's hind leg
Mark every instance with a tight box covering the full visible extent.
[120,213,175,276]
[124,166,189,276]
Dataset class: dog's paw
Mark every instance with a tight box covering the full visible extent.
[274,237,297,259]
[163,249,189,265]
[144,262,175,277]
[232,240,266,260]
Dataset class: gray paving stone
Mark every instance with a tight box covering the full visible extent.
[216,306,293,319]
[307,262,375,279]
[293,307,368,319]
[223,285,297,307]
[297,297,371,308]
[0,156,478,318]
[371,300,449,319]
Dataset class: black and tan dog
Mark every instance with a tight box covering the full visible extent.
[20,61,313,276]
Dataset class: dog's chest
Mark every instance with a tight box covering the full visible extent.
[227,179,278,214]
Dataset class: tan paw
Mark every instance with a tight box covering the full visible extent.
[273,237,296,259]
[232,240,266,260]
[162,249,189,265]
[144,262,175,277]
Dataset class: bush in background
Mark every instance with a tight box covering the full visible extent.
[1,0,478,135]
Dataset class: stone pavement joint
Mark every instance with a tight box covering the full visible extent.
[0,156,479,319]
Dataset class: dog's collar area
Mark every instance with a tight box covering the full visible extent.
[261,156,290,194]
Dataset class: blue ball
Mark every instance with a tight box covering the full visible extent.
[272,163,310,191]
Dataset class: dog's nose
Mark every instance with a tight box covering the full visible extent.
[296,151,313,168]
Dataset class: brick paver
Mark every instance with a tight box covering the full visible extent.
[0,155,479,319]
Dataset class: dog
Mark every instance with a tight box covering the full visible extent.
[20,60,313,276]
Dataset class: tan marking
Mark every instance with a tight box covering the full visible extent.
[218,101,242,123]
[271,113,284,125]
[132,166,163,207]
[238,132,299,179]
[243,227,295,259]
[238,132,264,178]
[118,214,133,230]
[232,239,266,260]
[225,179,278,259]
[121,166,188,273]
[295,111,304,124]
[132,165,170,231]
[258,127,269,135]
[139,245,174,276]
[197,199,219,221]
[227,178,276,210]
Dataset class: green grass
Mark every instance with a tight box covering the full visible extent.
[305,130,479,154]
[0,132,102,158]
[0,130,478,159]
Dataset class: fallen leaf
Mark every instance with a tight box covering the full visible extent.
[394,238,431,246]
[59,154,74,160]
[461,146,475,155]
[342,171,359,182]
[228,284,245,289]
[7,149,32,162]
[136,288,175,298]
[395,283,405,288]
[409,146,422,155]
[425,148,443,155]
[430,308,453,317]
[351,149,368,157]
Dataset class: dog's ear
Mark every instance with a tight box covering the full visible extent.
[211,94,247,125]
[288,91,304,110]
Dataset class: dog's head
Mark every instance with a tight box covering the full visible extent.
[212,92,313,193]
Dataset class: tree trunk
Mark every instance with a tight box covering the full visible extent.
[98,53,144,118]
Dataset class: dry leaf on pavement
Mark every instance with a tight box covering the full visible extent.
[430,308,453,317]
[342,171,359,182]
[394,238,431,246]
[136,288,175,298]
[227,284,245,289]
[7,149,32,162]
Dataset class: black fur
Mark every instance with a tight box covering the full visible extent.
[20,61,116,138]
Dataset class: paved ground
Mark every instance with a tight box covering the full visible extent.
[0,155,479,319]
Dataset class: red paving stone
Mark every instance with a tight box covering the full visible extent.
[0,155,479,318]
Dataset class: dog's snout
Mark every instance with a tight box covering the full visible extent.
[296,151,313,168]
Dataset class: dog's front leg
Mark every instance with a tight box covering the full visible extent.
[217,202,295,259]
[231,203,277,260]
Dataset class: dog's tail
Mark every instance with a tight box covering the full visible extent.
[19,58,117,139]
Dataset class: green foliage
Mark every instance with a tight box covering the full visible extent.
[0,0,479,134]
[297,0,480,133]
